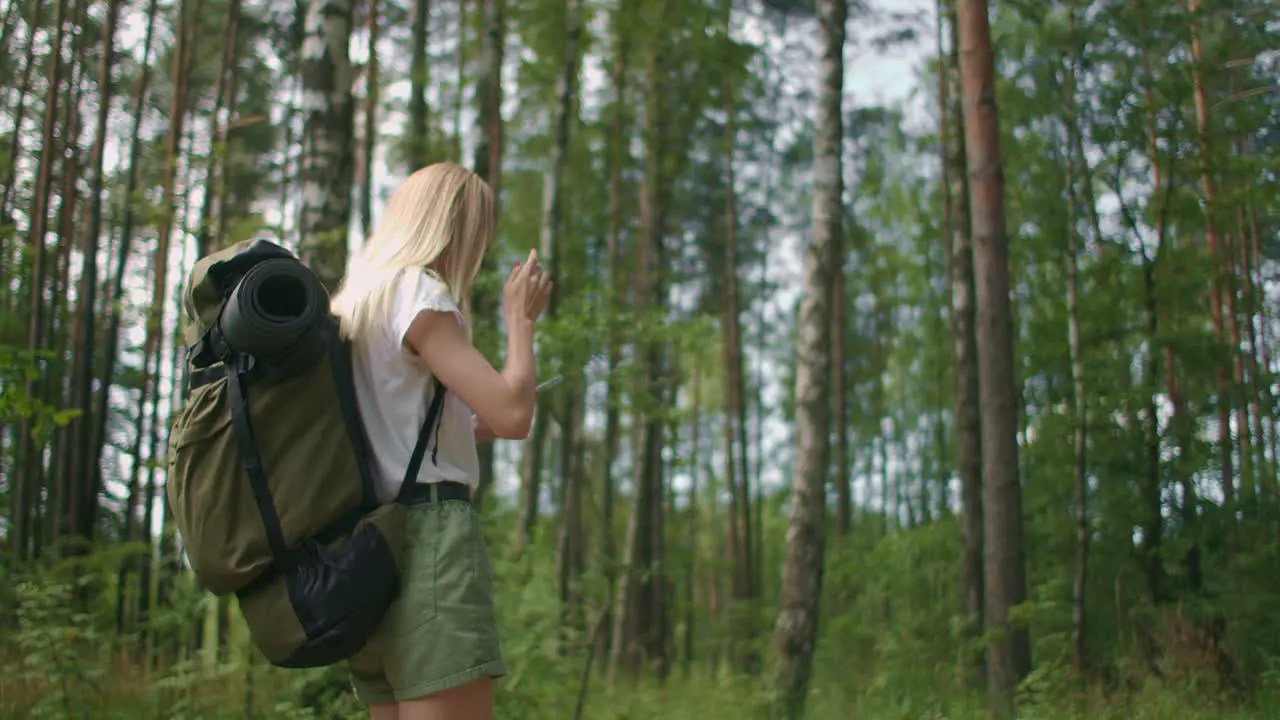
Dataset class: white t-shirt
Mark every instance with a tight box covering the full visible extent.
[350,269,480,502]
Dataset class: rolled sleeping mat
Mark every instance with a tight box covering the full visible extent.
[218,259,330,359]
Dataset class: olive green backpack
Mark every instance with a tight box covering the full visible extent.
[166,238,445,668]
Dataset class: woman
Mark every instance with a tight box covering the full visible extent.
[331,161,552,719]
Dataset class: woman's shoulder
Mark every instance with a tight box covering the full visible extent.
[396,269,454,307]
[392,268,463,330]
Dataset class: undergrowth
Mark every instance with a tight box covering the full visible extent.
[2,518,1278,719]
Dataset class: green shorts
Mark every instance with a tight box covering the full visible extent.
[347,494,507,704]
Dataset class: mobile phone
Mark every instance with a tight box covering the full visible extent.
[536,375,564,392]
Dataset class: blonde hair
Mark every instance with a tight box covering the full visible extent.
[332,162,494,342]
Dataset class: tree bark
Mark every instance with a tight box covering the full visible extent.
[0,0,42,224]
[1188,0,1232,514]
[1244,203,1275,499]
[68,0,122,528]
[12,0,70,563]
[130,0,201,553]
[359,0,379,239]
[769,0,843,715]
[611,0,673,681]
[941,0,984,677]
[720,58,755,671]
[540,0,585,604]
[598,0,630,664]
[833,245,849,536]
[91,0,161,544]
[298,0,355,290]
[50,0,90,550]
[194,0,242,258]
[450,0,465,160]
[1062,91,1089,674]
[955,0,1031,710]
[470,0,504,506]
[408,0,429,168]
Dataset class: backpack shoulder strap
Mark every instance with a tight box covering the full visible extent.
[324,320,382,509]
[224,357,288,560]
[395,382,448,503]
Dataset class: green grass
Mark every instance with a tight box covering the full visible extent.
[5,524,1280,718]
[2,654,1274,719]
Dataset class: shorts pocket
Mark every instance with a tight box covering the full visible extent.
[388,504,440,633]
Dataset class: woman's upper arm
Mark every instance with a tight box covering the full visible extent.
[402,310,532,439]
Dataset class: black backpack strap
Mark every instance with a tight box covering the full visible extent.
[223,354,289,560]
[323,321,381,509]
[395,381,448,503]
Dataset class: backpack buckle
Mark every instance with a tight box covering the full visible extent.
[233,353,256,374]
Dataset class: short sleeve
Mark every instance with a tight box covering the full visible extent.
[391,270,464,349]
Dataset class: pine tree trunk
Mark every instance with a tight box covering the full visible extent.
[470,0,504,506]
[0,0,21,119]
[941,0,985,678]
[13,0,70,563]
[769,0,843,715]
[517,423,548,549]
[50,15,88,550]
[1235,197,1263,503]
[612,3,673,681]
[1245,203,1275,498]
[1062,86,1089,673]
[683,370,701,676]
[716,93,743,669]
[542,0,584,613]
[359,0,379,239]
[92,0,160,541]
[130,0,201,564]
[832,261,849,535]
[955,0,1031,710]
[408,0,429,168]
[1129,22,1171,603]
[598,2,630,665]
[214,36,243,246]
[450,0,465,160]
[0,0,42,224]
[67,0,121,554]
[1188,0,1233,516]
[194,0,242,257]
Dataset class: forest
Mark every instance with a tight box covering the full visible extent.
[1,0,1278,717]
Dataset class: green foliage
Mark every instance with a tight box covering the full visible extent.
[8,577,105,719]
[5,528,1278,718]
[0,345,79,442]
[3,0,1280,717]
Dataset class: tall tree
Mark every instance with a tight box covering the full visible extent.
[538,0,587,618]
[612,0,675,682]
[359,0,379,239]
[956,0,1032,710]
[408,0,429,168]
[770,0,844,715]
[1063,97,1088,674]
[1059,15,1090,671]
[297,0,355,289]
[471,0,505,505]
[940,0,983,676]
[67,0,123,553]
[1188,0,1233,515]
[598,0,632,664]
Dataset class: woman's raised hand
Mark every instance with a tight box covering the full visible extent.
[503,249,554,325]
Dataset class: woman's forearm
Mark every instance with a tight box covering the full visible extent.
[500,317,537,426]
